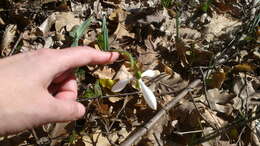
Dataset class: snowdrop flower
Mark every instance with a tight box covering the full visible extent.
[112,70,158,110]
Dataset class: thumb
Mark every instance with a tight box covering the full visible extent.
[48,99,85,122]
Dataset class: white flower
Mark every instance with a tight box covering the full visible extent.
[111,70,158,110]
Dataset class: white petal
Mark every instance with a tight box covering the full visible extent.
[139,80,157,110]
[111,79,130,92]
[141,70,159,78]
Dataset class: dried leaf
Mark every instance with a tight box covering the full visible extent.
[204,13,241,42]
[93,66,116,79]
[233,63,256,72]
[38,13,56,35]
[208,69,226,89]
[1,24,17,56]
[175,38,189,67]
[233,75,255,99]
[55,12,81,32]
[113,64,133,81]
[109,8,128,23]
[113,23,135,40]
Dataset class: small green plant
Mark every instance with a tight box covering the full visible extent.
[82,80,102,98]
[97,16,109,51]
[161,0,173,8]
[201,0,213,13]
[69,17,92,47]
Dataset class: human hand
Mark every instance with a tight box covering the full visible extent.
[0,46,119,135]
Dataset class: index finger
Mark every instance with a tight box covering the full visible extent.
[40,46,119,74]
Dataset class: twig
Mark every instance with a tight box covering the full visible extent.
[120,79,201,146]
[77,92,140,102]
[173,130,204,136]
[30,129,40,145]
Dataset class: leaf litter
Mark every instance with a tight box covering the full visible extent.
[0,0,260,145]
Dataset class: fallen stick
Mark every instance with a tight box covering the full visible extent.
[120,79,201,146]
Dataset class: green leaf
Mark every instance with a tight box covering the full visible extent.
[82,80,102,98]
[69,17,92,47]
[161,0,172,8]
[201,0,213,13]
[97,16,109,51]
[119,50,135,70]
[68,130,77,144]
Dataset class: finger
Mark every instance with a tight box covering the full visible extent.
[53,69,74,83]
[54,76,78,101]
[52,46,119,73]
[48,99,85,122]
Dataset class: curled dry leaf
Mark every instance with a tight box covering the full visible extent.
[109,8,129,23]
[113,23,135,40]
[114,64,133,81]
[55,12,81,32]
[233,63,256,73]
[207,88,234,114]
[38,12,81,35]
[175,38,189,67]
[1,24,17,56]
[204,13,241,42]
[208,68,226,89]
[170,101,201,129]
[93,66,116,79]
[233,74,255,99]
[38,13,56,35]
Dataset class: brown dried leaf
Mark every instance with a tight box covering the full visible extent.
[204,13,241,42]
[188,47,214,66]
[175,38,189,67]
[207,88,234,114]
[233,63,256,73]
[233,74,255,99]
[38,13,56,35]
[109,8,128,22]
[113,23,135,40]
[113,64,133,81]
[93,66,116,79]
[55,12,81,32]
[82,130,110,145]
[1,24,17,56]
[208,68,226,89]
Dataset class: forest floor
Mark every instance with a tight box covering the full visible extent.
[0,0,260,145]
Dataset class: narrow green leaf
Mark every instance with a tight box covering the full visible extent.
[97,16,109,51]
[68,130,77,144]
[82,80,102,98]
[201,0,213,13]
[161,0,172,8]
[70,17,92,47]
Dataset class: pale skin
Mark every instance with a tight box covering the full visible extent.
[0,46,119,135]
